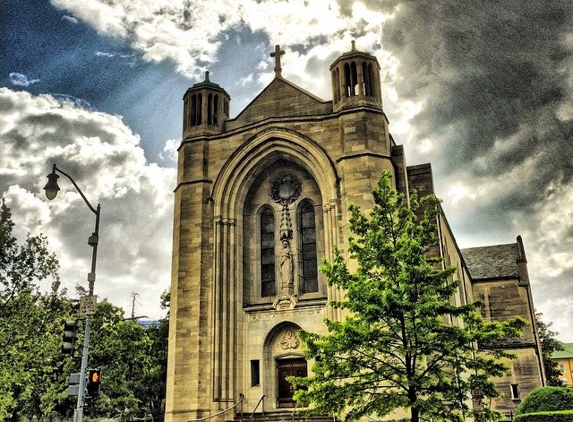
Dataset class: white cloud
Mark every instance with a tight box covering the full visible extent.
[51,0,391,79]
[0,88,175,318]
[9,73,40,87]
[159,139,179,163]
[61,14,78,24]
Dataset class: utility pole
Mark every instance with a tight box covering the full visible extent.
[130,292,140,318]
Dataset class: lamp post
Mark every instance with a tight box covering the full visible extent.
[44,163,101,422]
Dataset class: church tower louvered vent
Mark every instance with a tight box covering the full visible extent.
[330,41,382,112]
[182,71,231,138]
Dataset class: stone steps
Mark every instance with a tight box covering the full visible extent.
[233,412,338,422]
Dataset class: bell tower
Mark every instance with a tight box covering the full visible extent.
[328,41,395,203]
[182,71,231,138]
[330,40,382,112]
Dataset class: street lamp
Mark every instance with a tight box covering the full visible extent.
[44,163,101,422]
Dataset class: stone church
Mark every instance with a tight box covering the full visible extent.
[165,43,545,422]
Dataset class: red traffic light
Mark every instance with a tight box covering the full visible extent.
[87,369,101,396]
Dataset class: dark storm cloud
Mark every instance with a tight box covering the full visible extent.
[379,0,573,211]
[371,0,573,338]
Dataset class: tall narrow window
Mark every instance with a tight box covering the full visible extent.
[260,207,275,297]
[363,62,374,96]
[344,63,358,96]
[190,95,197,126]
[213,95,219,126]
[223,98,229,116]
[196,93,202,125]
[300,202,318,293]
[183,97,189,130]
[190,94,203,126]
[510,384,520,400]
[333,67,340,103]
[207,93,213,125]
[251,360,260,386]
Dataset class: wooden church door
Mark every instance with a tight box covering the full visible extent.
[277,358,307,407]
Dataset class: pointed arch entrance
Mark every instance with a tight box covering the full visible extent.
[208,129,340,410]
[264,322,307,408]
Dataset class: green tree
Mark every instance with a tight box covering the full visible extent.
[292,172,525,422]
[0,201,170,421]
[85,294,169,421]
[536,313,564,386]
[144,290,170,422]
[85,300,153,419]
[0,200,73,420]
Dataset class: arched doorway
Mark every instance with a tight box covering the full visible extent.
[264,323,308,409]
[277,357,307,407]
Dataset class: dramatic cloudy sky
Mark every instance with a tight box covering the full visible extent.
[1,0,572,339]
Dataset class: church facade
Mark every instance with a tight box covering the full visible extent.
[165,43,544,422]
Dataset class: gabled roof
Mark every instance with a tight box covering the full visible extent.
[229,77,332,127]
[461,243,520,280]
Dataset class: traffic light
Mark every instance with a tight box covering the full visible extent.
[87,369,101,396]
[62,320,79,354]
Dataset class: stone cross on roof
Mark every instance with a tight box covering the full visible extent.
[270,44,285,77]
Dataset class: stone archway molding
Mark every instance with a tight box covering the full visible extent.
[211,127,339,219]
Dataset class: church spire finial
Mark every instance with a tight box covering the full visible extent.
[205,71,210,82]
[270,45,286,77]
[351,40,356,51]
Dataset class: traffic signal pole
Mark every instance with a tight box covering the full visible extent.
[75,203,100,422]
[44,163,101,422]
[75,316,92,422]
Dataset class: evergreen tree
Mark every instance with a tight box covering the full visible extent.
[536,312,564,386]
[293,172,525,422]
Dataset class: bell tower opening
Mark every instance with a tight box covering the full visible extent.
[330,40,382,112]
[182,71,230,138]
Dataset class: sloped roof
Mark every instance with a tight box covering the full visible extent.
[552,343,573,359]
[461,243,520,280]
[229,77,332,127]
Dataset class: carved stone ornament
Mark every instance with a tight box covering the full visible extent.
[280,329,300,350]
[271,174,301,207]
[273,295,296,310]
[271,174,301,241]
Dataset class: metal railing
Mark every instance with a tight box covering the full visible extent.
[185,394,245,422]
[249,395,266,419]
[290,401,301,422]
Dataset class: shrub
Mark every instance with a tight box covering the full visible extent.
[516,387,573,415]
[514,409,573,422]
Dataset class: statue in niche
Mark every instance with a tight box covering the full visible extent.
[270,174,300,299]
[279,240,293,289]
